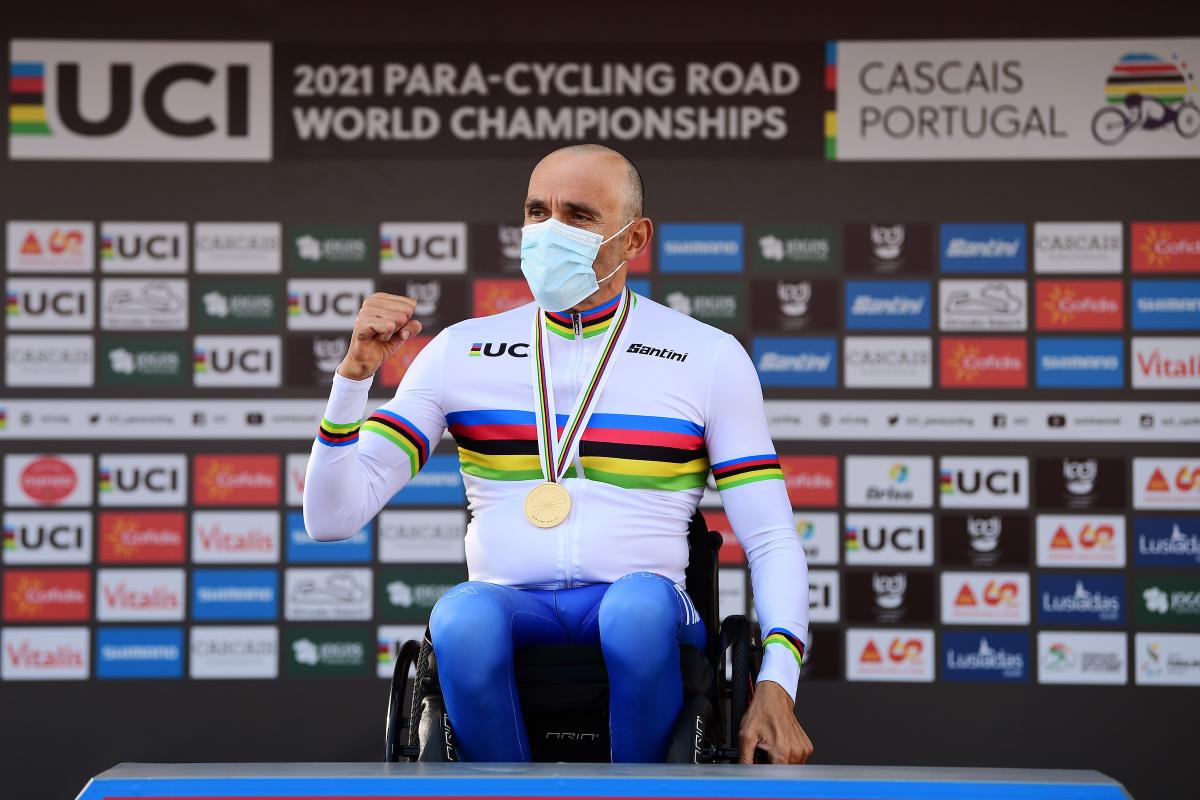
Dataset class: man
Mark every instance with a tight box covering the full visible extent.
[303,144,812,764]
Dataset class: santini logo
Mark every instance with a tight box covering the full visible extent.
[627,343,688,362]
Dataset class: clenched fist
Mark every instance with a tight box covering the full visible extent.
[337,292,424,381]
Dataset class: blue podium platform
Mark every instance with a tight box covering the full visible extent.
[75,762,1131,800]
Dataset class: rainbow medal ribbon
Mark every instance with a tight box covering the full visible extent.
[525,288,635,528]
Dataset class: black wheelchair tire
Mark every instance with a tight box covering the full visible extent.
[723,615,752,751]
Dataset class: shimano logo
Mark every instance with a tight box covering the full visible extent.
[627,343,688,362]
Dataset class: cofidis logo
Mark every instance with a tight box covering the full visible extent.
[658,224,743,273]
[939,337,1027,388]
[1132,222,1200,273]
[939,223,1026,273]
[752,337,837,387]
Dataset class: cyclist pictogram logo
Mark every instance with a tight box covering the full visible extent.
[1092,52,1200,145]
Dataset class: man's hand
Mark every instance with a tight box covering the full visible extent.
[738,680,813,765]
[337,293,424,381]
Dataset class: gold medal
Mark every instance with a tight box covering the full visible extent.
[524,481,572,528]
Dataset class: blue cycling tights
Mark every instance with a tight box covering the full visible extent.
[428,571,707,762]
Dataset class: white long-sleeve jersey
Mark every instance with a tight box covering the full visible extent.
[303,292,810,698]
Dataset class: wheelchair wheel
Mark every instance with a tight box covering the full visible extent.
[407,636,433,751]
[722,615,753,749]
[384,639,422,762]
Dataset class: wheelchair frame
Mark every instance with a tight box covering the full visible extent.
[384,510,763,764]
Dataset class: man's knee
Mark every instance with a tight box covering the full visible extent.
[599,572,680,653]
[429,581,510,662]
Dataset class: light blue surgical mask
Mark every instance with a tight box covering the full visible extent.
[520,217,636,312]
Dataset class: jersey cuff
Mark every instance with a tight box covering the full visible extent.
[757,641,803,704]
[317,371,374,446]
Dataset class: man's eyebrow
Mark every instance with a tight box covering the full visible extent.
[522,197,603,218]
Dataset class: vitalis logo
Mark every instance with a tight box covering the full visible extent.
[1132,337,1200,389]
[9,40,272,160]
[1,627,89,680]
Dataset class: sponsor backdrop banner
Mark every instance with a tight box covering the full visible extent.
[829,38,1200,160]
[0,14,1198,800]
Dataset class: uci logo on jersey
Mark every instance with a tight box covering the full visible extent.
[468,342,529,358]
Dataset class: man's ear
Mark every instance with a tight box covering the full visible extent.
[623,218,653,262]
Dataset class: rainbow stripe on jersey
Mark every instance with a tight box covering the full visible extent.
[447,409,708,491]
[710,454,784,490]
[361,409,430,476]
[543,293,625,340]
[763,627,806,667]
[317,418,361,447]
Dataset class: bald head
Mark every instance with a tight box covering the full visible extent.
[526,144,644,223]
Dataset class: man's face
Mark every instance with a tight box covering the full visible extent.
[523,150,634,280]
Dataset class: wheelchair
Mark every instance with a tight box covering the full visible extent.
[383,510,764,763]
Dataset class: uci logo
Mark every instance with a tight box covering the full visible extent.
[106,234,182,261]
[946,469,1022,496]
[9,524,84,551]
[104,467,179,494]
[468,342,529,358]
[295,291,365,317]
[851,525,926,552]
[14,290,87,317]
[209,348,273,373]
[9,41,271,161]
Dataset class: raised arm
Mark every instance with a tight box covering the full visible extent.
[302,293,448,541]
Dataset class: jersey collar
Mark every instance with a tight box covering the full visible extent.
[543,293,622,340]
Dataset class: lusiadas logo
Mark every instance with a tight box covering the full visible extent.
[942,631,1028,682]
[1038,574,1124,624]
[1092,52,1200,145]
